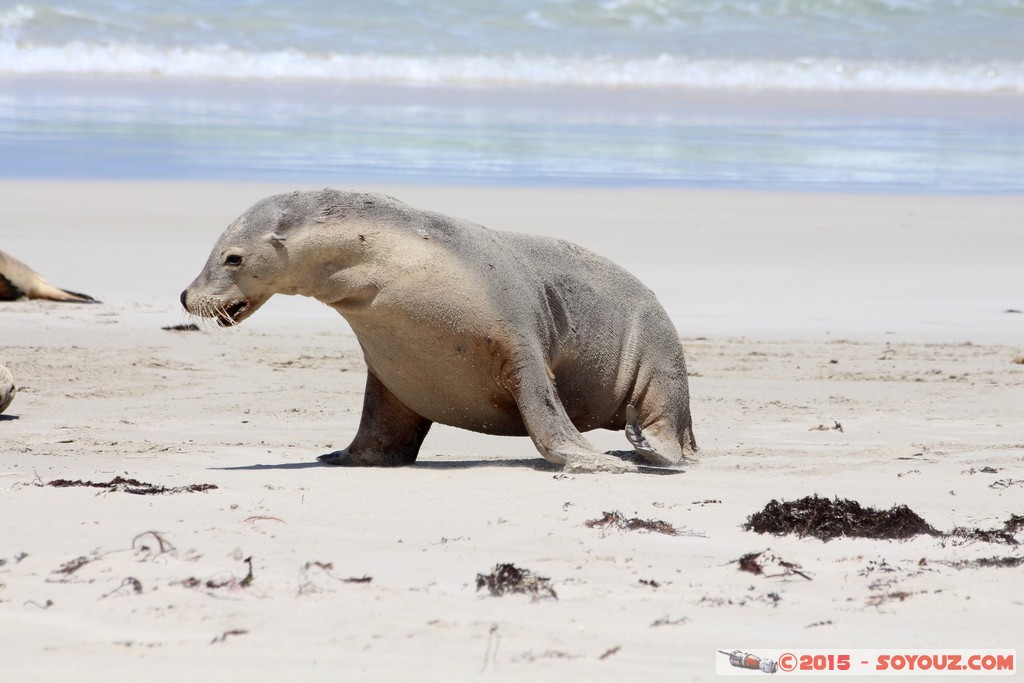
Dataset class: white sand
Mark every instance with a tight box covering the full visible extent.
[1,182,1022,681]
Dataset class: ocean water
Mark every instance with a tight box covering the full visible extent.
[1,0,1022,191]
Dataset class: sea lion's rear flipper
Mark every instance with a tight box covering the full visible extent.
[35,283,100,304]
[0,272,24,301]
[0,250,100,303]
[624,404,685,468]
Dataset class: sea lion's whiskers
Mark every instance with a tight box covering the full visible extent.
[182,309,205,331]
[184,297,226,332]
[210,301,232,328]
[191,308,218,332]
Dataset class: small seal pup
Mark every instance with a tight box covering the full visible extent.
[0,250,99,303]
[181,189,696,473]
[0,365,15,415]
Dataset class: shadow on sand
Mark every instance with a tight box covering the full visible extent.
[211,454,685,475]
[210,457,553,472]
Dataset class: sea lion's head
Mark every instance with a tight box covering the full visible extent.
[181,189,363,326]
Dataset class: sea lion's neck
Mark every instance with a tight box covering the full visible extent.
[308,262,379,311]
[320,285,380,313]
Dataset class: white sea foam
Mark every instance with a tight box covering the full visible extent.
[0,4,34,36]
[1,42,1021,93]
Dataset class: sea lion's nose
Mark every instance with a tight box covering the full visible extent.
[179,289,188,309]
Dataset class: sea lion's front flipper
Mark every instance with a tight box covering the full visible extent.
[509,352,636,474]
[318,372,431,467]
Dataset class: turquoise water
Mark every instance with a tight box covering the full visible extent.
[1,0,1022,190]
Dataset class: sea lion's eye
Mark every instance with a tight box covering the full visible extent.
[224,254,243,267]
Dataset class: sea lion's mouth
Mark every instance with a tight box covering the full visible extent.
[217,299,250,327]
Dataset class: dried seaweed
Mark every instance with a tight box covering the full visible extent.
[296,561,372,595]
[867,590,917,607]
[585,510,678,536]
[948,514,1023,546]
[162,323,200,332]
[806,620,834,629]
[476,563,557,601]
[948,527,1018,545]
[46,476,217,495]
[743,495,941,542]
[238,556,254,588]
[210,629,248,644]
[100,577,143,599]
[132,531,176,557]
[54,556,92,575]
[177,557,254,591]
[951,556,1024,569]
[342,575,372,584]
[738,552,763,575]
[736,551,812,580]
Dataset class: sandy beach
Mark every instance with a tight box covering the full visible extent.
[1,182,1022,680]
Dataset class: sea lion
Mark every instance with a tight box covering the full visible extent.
[0,250,98,303]
[181,189,696,473]
[0,365,15,415]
